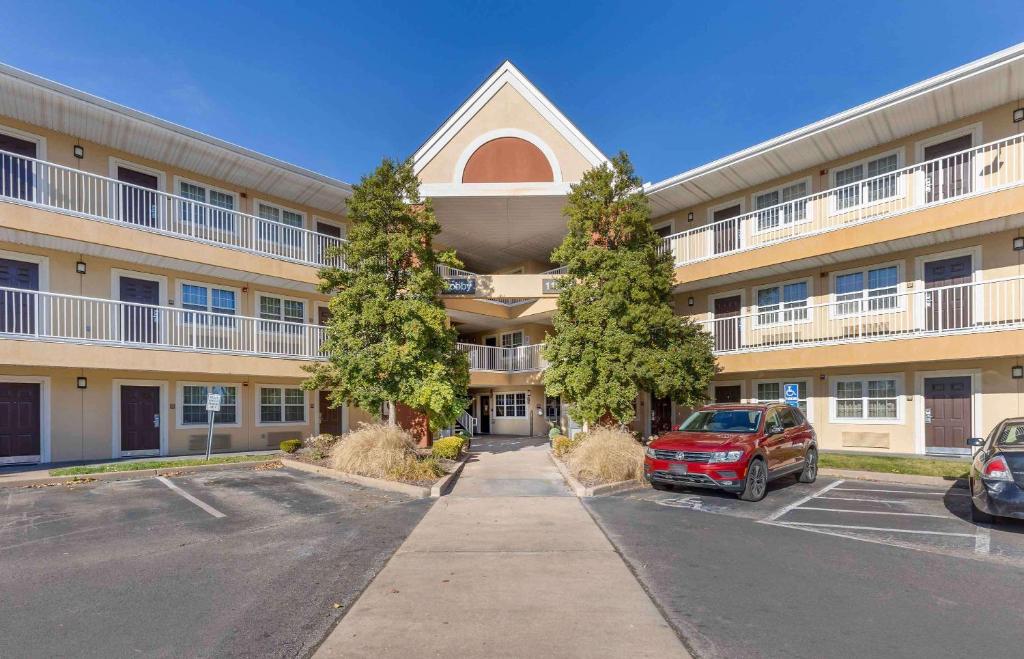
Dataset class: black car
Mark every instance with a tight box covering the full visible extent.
[967,418,1024,523]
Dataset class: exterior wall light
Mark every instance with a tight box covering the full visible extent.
[1014,108,1024,123]
[75,261,87,274]
[76,376,88,389]
[687,212,694,222]
[1013,366,1024,380]
[687,296,695,307]
[1013,236,1024,251]
[73,144,85,159]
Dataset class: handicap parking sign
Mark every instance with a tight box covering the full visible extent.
[783,384,800,407]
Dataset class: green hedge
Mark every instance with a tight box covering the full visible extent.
[432,436,468,460]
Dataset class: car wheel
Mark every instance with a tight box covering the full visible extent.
[739,458,768,502]
[971,500,996,525]
[797,448,818,483]
[651,481,672,491]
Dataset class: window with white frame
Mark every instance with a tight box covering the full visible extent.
[181,282,237,325]
[494,392,527,418]
[178,180,236,230]
[755,280,809,325]
[754,180,809,231]
[257,201,304,246]
[833,265,899,316]
[754,381,809,416]
[832,152,900,210]
[259,294,305,330]
[181,384,237,425]
[501,331,524,348]
[833,377,899,421]
[260,386,305,423]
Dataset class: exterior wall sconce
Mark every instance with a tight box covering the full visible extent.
[76,376,88,389]
[1014,108,1024,123]
[73,144,85,159]
[687,296,695,307]
[1013,236,1024,251]
[1013,365,1024,379]
[75,261,87,274]
[687,212,694,222]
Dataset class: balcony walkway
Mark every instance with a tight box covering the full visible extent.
[315,435,688,658]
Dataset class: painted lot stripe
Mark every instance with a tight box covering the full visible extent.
[817,496,914,504]
[975,525,992,555]
[832,486,968,497]
[762,480,844,522]
[156,476,225,518]
[775,521,976,538]
[791,507,950,518]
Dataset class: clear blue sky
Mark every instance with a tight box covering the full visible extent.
[1,1,1022,184]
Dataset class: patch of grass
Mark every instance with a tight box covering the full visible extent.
[49,454,274,476]
[819,453,970,479]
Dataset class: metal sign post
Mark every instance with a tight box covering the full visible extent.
[784,384,800,408]
[204,393,222,460]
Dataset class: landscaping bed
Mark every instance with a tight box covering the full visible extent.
[550,427,646,494]
[819,453,970,480]
[50,454,276,477]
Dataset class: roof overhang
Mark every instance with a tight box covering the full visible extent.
[645,43,1024,216]
[0,63,352,215]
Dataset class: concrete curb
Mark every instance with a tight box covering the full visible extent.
[820,467,968,488]
[430,453,470,498]
[548,451,643,497]
[0,458,281,489]
[280,457,431,498]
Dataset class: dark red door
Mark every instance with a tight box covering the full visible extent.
[0,258,39,334]
[924,134,973,203]
[319,391,344,435]
[924,377,971,452]
[121,385,160,453]
[714,385,742,403]
[120,277,160,343]
[0,382,41,461]
[924,255,972,331]
[650,394,672,434]
[713,295,742,351]
[117,166,160,227]
[0,132,37,202]
[712,204,742,254]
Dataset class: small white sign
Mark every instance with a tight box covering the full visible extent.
[206,393,222,412]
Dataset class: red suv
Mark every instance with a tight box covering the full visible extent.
[644,403,818,501]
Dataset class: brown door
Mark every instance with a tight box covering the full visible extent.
[924,134,973,203]
[712,204,742,254]
[924,255,972,331]
[0,132,37,201]
[714,385,741,404]
[0,382,41,462]
[120,385,161,453]
[318,391,344,435]
[318,307,332,326]
[479,395,491,434]
[0,258,39,334]
[713,295,742,351]
[650,394,672,434]
[120,277,160,343]
[117,166,160,227]
[924,377,971,452]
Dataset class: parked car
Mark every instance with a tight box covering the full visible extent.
[967,418,1024,523]
[644,403,817,501]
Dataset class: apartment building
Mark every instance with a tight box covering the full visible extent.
[1,47,1023,465]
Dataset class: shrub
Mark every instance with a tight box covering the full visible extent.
[332,423,445,482]
[279,439,302,453]
[567,426,645,484]
[304,433,340,460]
[551,434,574,458]
[432,436,467,460]
[548,424,561,440]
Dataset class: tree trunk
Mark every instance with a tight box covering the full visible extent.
[387,401,396,426]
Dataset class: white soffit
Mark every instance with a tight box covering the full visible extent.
[412,60,608,175]
[0,63,352,215]
[646,43,1024,215]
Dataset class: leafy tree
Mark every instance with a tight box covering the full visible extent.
[303,158,469,443]
[542,152,716,425]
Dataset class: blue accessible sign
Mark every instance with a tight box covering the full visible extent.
[783,384,800,407]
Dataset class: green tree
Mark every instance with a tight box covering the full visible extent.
[542,152,716,425]
[303,158,469,441]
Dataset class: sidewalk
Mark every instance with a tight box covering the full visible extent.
[315,435,689,658]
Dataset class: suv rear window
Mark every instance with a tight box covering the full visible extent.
[680,409,762,433]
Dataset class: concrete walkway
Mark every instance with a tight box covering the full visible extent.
[315,436,689,658]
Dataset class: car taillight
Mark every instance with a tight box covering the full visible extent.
[982,455,1013,481]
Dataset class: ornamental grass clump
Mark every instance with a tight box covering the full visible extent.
[567,426,645,484]
[331,423,445,482]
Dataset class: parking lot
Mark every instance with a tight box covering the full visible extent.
[0,465,430,658]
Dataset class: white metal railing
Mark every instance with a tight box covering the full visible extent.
[662,134,1024,266]
[0,150,347,269]
[457,342,547,372]
[458,411,478,434]
[699,275,1024,354]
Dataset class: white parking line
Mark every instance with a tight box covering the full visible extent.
[817,496,912,504]
[974,525,992,555]
[762,480,844,522]
[792,507,950,518]
[774,521,976,538]
[156,476,225,518]
[832,487,968,498]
